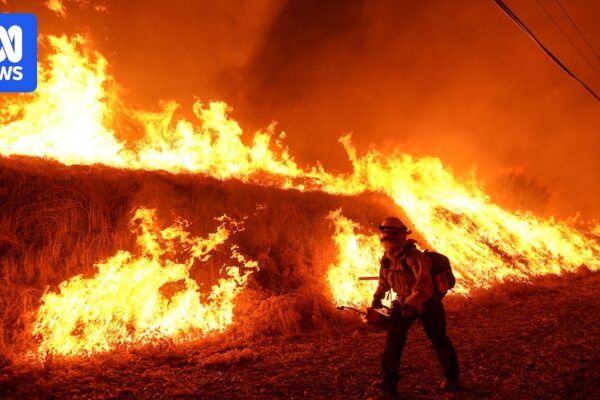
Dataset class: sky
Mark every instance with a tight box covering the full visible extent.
[2,0,600,220]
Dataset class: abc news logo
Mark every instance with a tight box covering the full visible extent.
[1,25,24,80]
[0,14,37,92]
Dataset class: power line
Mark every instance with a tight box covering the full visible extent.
[534,0,600,79]
[491,0,600,104]
[553,0,600,64]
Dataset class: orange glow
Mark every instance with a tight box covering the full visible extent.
[31,208,257,357]
[325,210,387,308]
[1,35,598,354]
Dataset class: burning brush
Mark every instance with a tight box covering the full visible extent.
[31,208,258,358]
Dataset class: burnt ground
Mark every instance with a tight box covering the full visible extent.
[1,271,598,400]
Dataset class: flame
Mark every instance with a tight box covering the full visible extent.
[0,36,318,181]
[46,0,66,17]
[325,210,386,308]
[1,35,599,351]
[326,208,600,308]
[333,151,600,301]
[31,208,257,357]
[0,36,125,166]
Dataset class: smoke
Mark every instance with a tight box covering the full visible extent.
[2,0,600,219]
[235,0,600,220]
[3,0,286,109]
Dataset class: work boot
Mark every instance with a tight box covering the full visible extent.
[439,378,460,391]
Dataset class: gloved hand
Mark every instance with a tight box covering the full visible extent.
[402,304,418,319]
[371,297,383,309]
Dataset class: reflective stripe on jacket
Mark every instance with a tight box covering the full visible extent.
[373,242,434,313]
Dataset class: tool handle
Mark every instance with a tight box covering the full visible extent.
[336,306,367,316]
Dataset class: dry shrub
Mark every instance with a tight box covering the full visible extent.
[489,170,551,215]
[233,290,303,337]
[231,282,348,338]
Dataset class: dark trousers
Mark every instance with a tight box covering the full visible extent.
[381,298,459,384]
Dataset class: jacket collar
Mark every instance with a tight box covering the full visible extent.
[386,239,417,260]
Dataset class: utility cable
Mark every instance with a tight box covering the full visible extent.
[534,0,600,79]
[491,0,600,104]
[553,0,600,64]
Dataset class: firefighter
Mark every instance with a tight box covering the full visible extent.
[370,217,459,397]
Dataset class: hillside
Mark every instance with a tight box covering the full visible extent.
[0,156,598,399]
[0,155,402,359]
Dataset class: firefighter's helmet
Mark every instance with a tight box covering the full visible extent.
[378,216,411,234]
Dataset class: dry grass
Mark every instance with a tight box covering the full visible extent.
[0,155,401,360]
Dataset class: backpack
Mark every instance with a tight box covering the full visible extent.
[381,242,457,298]
[423,249,456,298]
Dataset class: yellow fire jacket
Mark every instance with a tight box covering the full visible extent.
[373,242,434,313]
